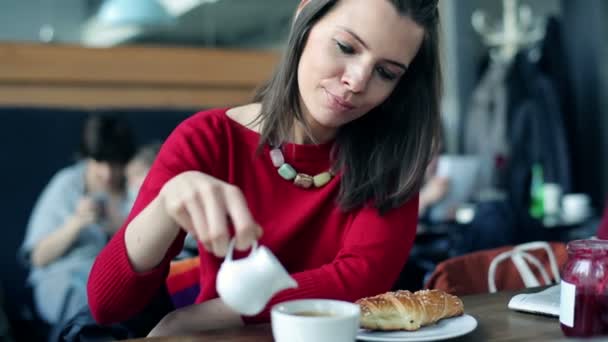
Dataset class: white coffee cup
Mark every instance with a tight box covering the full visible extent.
[216,238,297,316]
[271,299,360,342]
[561,193,591,223]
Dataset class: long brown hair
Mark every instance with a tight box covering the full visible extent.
[254,0,442,213]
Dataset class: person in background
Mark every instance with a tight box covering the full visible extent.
[124,142,162,212]
[125,142,199,259]
[88,0,442,337]
[20,114,135,325]
[418,155,450,218]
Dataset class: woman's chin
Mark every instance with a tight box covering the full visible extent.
[313,108,356,126]
[311,116,344,130]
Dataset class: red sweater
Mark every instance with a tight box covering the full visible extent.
[87,108,418,324]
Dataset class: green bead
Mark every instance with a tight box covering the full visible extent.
[278,163,297,180]
[313,172,332,187]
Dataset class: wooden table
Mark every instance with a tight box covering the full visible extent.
[128,290,606,342]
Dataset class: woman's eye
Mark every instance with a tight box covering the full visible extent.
[336,41,355,54]
[376,66,398,81]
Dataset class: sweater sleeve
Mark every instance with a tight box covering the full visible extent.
[243,195,419,324]
[87,111,225,324]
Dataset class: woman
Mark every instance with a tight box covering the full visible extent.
[21,114,135,324]
[88,0,442,336]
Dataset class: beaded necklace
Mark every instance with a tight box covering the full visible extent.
[269,147,333,189]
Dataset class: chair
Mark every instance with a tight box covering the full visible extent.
[487,241,561,293]
[424,241,568,296]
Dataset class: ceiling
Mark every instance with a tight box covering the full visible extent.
[82,0,300,48]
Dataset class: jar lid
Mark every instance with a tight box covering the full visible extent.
[567,239,608,257]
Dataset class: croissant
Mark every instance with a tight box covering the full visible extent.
[356,289,464,331]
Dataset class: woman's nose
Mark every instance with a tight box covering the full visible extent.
[341,62,372,93]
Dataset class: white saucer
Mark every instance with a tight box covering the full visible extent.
[357,314,477,341]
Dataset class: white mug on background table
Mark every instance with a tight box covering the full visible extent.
[561,193,591,223]
[543,183,562,217]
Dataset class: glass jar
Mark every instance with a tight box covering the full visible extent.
[560,239,608,337]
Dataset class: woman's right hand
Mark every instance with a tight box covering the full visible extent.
[159,171,263,257]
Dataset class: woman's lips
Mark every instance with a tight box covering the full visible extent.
[325,89,355,112]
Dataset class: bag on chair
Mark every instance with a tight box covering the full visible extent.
[425,241,567,296]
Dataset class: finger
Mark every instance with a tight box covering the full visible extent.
[185,219,212,252]
[184,196,210,252]
[171,204,209,252]
[201,241,212,253]
[77,202,93,215]
[82,205,98,215]
[177,210,200,242]
[166,198,195,233]
[223,186,259,250]
[82,198,96,209]
[166,199,210,252]
[81,213,97,225]
[202,190,229,257]
[80,206,98,220]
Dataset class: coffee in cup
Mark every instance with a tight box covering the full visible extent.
[290,310,337,317]
[272,299,359,342]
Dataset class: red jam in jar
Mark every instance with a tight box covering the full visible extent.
[560,239,608,337]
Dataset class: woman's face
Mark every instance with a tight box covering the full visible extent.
[87,159,124,193]
[297,0,425,138]
[125,159,150,193]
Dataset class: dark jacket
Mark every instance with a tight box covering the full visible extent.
[505,52,572,240]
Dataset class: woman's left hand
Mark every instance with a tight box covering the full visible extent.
[147,298,244,337]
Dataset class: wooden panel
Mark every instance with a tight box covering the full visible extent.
[0,85,254,109]
[0,43,280,108]
[0,43,279,86]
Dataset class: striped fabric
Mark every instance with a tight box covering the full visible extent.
[166,258,201,308]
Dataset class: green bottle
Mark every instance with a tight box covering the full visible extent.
[529,163,544,219]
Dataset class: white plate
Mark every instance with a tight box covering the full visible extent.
[357,314,477,341]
